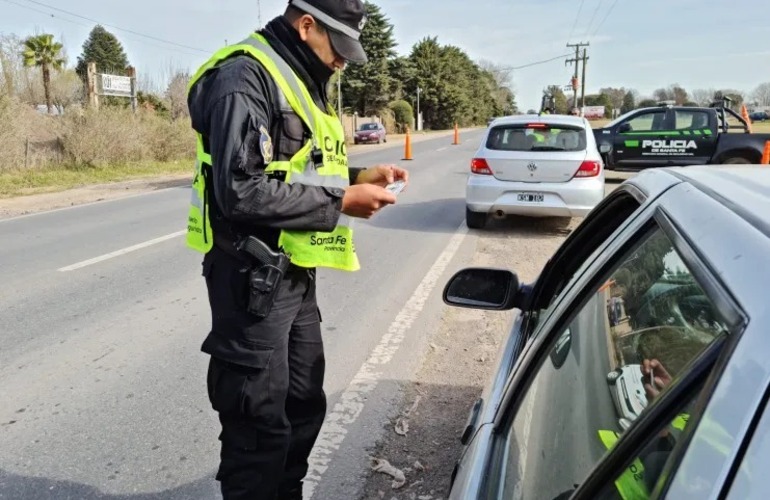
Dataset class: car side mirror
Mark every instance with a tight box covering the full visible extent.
[599,144,612,154]
[618,123,632,134]
[443,268,524,311]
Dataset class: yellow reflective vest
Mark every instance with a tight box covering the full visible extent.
[185,33,360,272]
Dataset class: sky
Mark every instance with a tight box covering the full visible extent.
[2,0,768,111]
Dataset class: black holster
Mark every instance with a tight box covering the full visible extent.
[215,234,291,319]
[237,236,291,319]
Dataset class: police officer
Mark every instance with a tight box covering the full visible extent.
[185,0,409,498]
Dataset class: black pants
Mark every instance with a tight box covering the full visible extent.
[203,252,325,500]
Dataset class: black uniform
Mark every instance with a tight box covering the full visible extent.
[187,17,362,500]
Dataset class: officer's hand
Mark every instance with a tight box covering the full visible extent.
[341,184,396,219]
[355,164,409,188]
[641,359,672,400]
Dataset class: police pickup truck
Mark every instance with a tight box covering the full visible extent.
[593,100,770,171]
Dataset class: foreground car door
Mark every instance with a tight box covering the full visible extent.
[452,180,751,499]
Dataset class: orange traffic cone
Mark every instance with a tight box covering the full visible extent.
[403,126,413,160]
[452,122,460,145]
[741,104,753,133]
[762,141,770,165]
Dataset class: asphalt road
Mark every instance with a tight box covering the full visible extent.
[0,131,488,499]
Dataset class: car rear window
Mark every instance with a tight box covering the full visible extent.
[486,124,587,152]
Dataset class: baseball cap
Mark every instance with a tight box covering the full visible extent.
[289,0,369,63]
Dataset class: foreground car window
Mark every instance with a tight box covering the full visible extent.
[486,124,587,152]
[497,227,730,499]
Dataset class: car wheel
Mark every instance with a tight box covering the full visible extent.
[466,207,487,229]
[606,370,620,385]
[723,156,751,164]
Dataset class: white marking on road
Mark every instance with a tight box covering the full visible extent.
[58,230,186,272]
[436,147,448,151]
[304,222,469,498]
[0,186,187,224]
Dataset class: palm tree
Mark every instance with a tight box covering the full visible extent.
[21,34,66,114]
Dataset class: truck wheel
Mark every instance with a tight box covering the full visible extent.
[723,157,751,165]
[466,208,487,229]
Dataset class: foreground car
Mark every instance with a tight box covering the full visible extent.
[466,115,605,229]
[444,165,770,499]
[353,122,386,144]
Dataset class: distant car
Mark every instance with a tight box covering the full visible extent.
[749,111,768,122]
[443,165,770,500]
[353,122,386,144]
[607,364,648,429]
[465,114,605,229]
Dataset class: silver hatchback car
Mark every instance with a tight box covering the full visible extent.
[444,166,770,499]
[466,115,605,229]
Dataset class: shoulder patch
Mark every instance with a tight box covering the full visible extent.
[259,125,273,163]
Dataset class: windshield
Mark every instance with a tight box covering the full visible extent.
[359,123,378,131]
[604,110,642,129]
[486,124,587,152]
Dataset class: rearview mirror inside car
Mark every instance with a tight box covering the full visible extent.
[443,268,523,310]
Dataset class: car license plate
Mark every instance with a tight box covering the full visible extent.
[517,193,544,203]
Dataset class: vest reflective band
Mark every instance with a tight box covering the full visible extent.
[186,133,214,252]
[598,430,649,500]
[185,34,359,272]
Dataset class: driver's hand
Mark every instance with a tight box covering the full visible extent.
[641,359,672,400]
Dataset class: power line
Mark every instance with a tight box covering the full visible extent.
[0,0,91,29]
[498,53,572,72]
[18,0,208,54]
[567,0,586,44]
[583,0,605,38]
[590,0,619,39]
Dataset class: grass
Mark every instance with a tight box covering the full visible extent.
[1,122,765,200]
[0,161,192,198]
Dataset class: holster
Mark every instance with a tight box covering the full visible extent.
[215,233,291,319]
[238,236,291,318]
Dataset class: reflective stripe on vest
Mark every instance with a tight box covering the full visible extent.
[185,33,359,271]
[598,430,650,500]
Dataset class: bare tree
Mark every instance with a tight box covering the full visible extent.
[600,87,627,111]
[751,83,770,106]
[0,34,24,97]
[165,71,190,121]
[691,88,716,106]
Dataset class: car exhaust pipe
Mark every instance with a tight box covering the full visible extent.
[493,210,506,219]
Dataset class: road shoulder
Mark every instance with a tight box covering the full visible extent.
[358,217,575,500]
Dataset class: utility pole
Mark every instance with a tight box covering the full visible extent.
[580,48,589,112]
[566,42,589,111]
[416,86,421,131]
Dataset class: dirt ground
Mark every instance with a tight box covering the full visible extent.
[358,216,579,500]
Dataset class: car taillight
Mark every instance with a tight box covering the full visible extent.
[575,160,601,178]
[471,158,492,175]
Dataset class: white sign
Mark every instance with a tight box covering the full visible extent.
[101,74,132,95]
[582,106,606,119]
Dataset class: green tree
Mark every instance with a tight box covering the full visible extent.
[545,85,569,114]
[638,99,657,108]
[75,25,130,81]
[585,93,614,118]
[340,1,396,115]
[21,33,66,114]
[621,91,635,114]
[388,100,413,132]
[600,87,627,111]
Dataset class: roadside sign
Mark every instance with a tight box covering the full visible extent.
[100,74,132,96]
